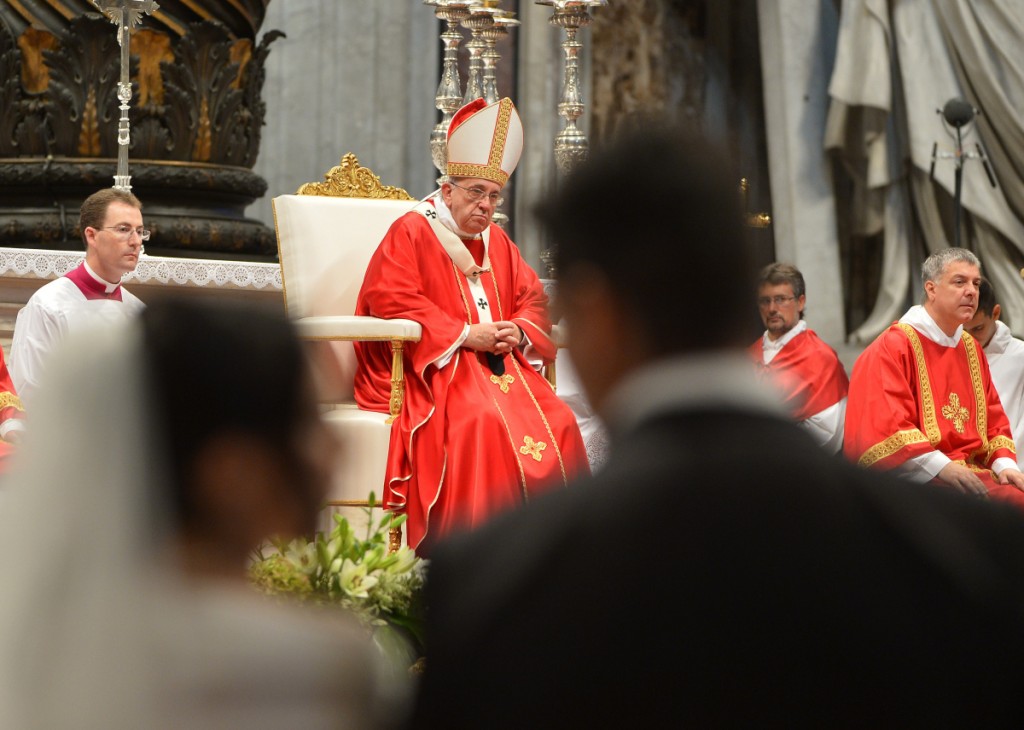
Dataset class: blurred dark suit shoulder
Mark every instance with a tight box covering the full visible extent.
[410,409,1024,729]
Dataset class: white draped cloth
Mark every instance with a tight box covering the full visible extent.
[0,319,395,730]
[826,0,1024,343]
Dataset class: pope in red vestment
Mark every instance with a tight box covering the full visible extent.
[353,98,589,552]
[843,298,1024,509]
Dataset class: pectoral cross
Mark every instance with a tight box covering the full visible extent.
[941,392,969,433]
[519,435,547,462]
[92,0,160,190]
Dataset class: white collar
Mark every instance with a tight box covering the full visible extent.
[762,319,807,353]
[604,351,785,437]
[984,320,1013,355]
[84,260,121,294]
[900,304,962,347]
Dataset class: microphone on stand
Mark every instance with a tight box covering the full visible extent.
[941,97,975,128]
[929,97,998,247]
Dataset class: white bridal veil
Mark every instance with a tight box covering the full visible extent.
[0,316,393,729]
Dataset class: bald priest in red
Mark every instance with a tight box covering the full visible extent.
[354,98,589,554]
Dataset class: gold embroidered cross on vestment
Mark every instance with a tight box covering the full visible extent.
[490,373,514,393]
[941,392,969,433]
[520,435,547,462]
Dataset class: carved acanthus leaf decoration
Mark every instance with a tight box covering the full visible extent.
[297,153,414,200]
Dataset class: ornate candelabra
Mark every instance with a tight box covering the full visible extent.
[480,10,518,104]
[461,4,498,106]
[537,0,607,175]
[92,0,159,191]
[425,0,478,174]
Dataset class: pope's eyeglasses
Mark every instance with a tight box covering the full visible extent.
[449,181,504,207]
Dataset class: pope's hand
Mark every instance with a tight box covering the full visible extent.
[997,467,1024,493]
[936,462,988,497]
[466,322,521,354]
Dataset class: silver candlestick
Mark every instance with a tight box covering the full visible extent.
[461,4,498,106]
[92,0,159,191]
[537,0,606,175]
[481,12,518,230]
[480,11,517,104]
[425,0,479,175]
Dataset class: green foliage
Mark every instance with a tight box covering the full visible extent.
[249,495,427,658]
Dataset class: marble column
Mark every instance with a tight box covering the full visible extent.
[251,2,439,228]
[757,0,845,343]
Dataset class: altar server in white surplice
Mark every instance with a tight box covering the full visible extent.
[10,188,146,408]
[966,277,1024,470]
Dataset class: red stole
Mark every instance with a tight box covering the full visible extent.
[749,329,848,422]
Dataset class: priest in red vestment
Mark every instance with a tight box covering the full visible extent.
[844,248,1024,507]
[354,98,589,553]
[749,263,848,453]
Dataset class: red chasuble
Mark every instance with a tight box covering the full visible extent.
[844,323,1024,507]
[748,329,849,422]
[354,211,589,552]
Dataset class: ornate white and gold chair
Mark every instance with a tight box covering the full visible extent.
[273,154,419,549]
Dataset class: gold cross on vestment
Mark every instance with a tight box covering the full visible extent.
[520,435,547,462]
[941,392,969,433]
[490,373,514,393]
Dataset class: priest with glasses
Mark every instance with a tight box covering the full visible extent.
[11,188,147,408]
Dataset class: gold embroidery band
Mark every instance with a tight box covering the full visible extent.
[962,332,989,443]
[897,324,941,446]
[0,392,24,412]
[859,428,930,468]
[987,435,1016,460]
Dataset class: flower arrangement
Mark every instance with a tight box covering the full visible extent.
[249,496,427,669]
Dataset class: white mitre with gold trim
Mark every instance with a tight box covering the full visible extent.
[446,97,524,187]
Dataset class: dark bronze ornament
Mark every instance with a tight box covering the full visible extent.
[0,2,281,257]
